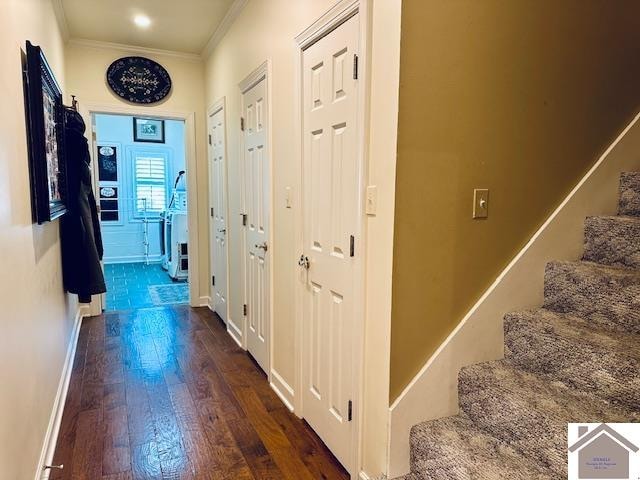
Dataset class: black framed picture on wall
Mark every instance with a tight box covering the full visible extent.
[22,40,67,224]
[97,145,118,182]
[133,117,165,143]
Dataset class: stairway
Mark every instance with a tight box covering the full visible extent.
[401,172,640,479]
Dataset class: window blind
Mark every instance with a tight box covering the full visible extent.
[134,156,166,215]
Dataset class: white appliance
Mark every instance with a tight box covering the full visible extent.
[161,186,188,281]
[162,210,188,281]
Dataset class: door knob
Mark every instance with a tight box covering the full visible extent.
[298,255,310,270]
[255,242,268,252]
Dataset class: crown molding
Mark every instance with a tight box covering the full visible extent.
[67,38,203,62]
[201,0,248,59]
[51,0,70,40]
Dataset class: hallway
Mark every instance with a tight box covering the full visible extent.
[51,306,348,479]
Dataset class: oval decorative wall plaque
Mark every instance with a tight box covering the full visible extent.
[106,56,172,104]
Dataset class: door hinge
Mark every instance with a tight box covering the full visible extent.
[241,213,247,226]
[212,275,215,286]
[240,117,245,131]
[208,134,212,145]
[348,400,353,421]
[243,304,247,316]
[353,54,359,80]
[349,235,355,257]
[210,207,214,217]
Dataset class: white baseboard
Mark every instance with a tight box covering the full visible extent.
[227,317,243,348]
[36,305,87,480]
[387,110,640,478]
[197,295,211,308]
[103,255,162,264]
[359,471,385,480]
[269,369,295,412]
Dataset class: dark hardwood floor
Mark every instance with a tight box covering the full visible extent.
[51,305,349,480]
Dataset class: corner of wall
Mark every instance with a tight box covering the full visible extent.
[386,110,640,478]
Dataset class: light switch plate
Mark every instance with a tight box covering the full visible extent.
[473,189,489,219]
[366,185,378,215]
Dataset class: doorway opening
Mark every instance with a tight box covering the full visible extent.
[93,113,190,311]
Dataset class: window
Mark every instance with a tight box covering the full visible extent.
[133,155,167,217]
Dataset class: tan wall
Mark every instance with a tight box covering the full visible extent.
[390,0,640,400]
[64,43,208,301]
[0,0,77,478]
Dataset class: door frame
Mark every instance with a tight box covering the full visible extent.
[81,102,200,315]
[294,0,370,477]
[207,97,231,323]
[237,61,274,380]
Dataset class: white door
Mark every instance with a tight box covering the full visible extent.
[209,106,228,322]
[242,75,270,374]
[301,13,360,469]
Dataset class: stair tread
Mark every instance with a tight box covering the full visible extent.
[504,308,640,410]
[548,259,640,276]
[543,260,640,334]
[506,308,640,359]
[459,359,638,475]
[410,415,553,480]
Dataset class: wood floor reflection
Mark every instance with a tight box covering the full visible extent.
[51,305,349,480]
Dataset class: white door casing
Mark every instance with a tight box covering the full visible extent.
[241,72,270,374]
[300,12,360,470]
[85,106,200,312]
[208,103,229,323]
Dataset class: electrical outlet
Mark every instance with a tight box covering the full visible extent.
[473,189,489,219]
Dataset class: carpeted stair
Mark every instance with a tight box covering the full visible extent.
[401,172,640,479]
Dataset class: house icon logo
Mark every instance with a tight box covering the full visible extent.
[568,423,640,479]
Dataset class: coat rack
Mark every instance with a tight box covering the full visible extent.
[69,94,78,112]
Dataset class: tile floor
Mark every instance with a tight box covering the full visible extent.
[104,262,189,311]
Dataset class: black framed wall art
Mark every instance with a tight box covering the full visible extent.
[133,117,165,143]
[97,145,118,181]
[106,56,172,104]
[22,41,67,224]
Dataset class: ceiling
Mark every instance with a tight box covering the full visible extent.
[59,0,237,55]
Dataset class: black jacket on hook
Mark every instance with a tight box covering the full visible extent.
[60,107,106,303]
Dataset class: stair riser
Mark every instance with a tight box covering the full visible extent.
[618,172,640,216]
[583,217,640,268]
[543,263,640,334]
[504,314,640,412]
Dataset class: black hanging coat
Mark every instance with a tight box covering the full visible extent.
[60,108,106,303]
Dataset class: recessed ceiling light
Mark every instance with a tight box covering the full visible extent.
[133,15,151,28]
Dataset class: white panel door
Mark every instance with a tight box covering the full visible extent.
[209,107,228,323]
[242,76,270,374]
[301,13,360,469]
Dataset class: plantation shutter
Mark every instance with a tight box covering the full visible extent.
[134,156,166,215]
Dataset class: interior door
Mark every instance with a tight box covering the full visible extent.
[300,13,360,469]
[209,106,228,323]
[242,75,270,374]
